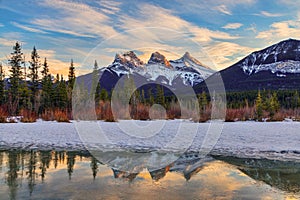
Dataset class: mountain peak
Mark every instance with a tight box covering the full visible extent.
[183,52,192,59]
[113,51,144,68]
[180,52,211,70]
[148,52,171,68]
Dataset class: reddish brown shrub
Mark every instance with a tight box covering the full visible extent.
[20,109,37,123]
[167,103,181,120]
[0,106,8,123]
[41,110,54,121]
[54,109,70,123]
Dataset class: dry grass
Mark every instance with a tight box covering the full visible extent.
[0,107,8,123]
[167,102,181,120]
[20,109,37,123]
[41,110,54,121]
[0,106,7,123]
[54,109,70,123]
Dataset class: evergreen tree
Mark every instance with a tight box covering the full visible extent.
[28,46,41,112]
[198,91,208,113]
[100,88,108,101]
[292,91,299,109]
[57,75,68,109]
[91,60,99,98]
[148,88,154,105]
[67,59,75,113]
[68,59,75,90]
[255,90,263,120]
[41,58,49,78]
[141,89,146,104]
[95,82,101,104]
[41,58,53,110]
[8,42,24,114]
[156,85,165,106]
[53,74,60,108]
[0,63,5,105]
[269,92,280,118]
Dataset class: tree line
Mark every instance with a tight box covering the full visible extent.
[1,42,300,123]
[0,42,75,122]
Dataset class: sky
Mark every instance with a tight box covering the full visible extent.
[1,0,300,77]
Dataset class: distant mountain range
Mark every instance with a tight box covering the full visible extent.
[79,38,300,94]
[195,38,300,92]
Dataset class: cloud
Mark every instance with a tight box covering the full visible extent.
[214,5,232,15]
[256,11,284,17]
[0,23,4,27]
[246,23,257,33]
[0,38,16,47]
[119,4,239,43]
[173,0,255,16]
[96,0,122,15]
[11,22,47,34]
[222,23,243,29]
[32,0,118,39]
[91,3,240,70]
[256,20,300,41]
[204,42,256,69]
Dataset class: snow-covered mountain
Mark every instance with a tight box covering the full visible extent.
[195,38,300,92]
[239,39,300,76]
[105,51,215,87]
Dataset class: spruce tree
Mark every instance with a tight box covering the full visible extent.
[156,85,165,106]
[269,92,280,118]
[91,60,99,98]
[58,75,68,109]
[255,90,263,120]
[67,59,75,113]
[68,59,75,90]
[28,46,41,112]
[8,42,24,114]
[0,63,5,105]
[199,91,208,113]
[148,88,154,105]
[41,58,53,110]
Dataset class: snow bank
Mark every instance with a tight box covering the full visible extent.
[0,120,299,161]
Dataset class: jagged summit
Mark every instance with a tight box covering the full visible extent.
[102,50,215,87]
[147,52,171,67]
[181,52,210,69]
[113,51,144,68]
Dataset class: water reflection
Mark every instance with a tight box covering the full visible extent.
[0,150,299,199]
[216,156,300,193]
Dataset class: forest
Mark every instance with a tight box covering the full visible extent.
[1,42,300,123]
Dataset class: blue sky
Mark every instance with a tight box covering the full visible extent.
[0,0,300,77]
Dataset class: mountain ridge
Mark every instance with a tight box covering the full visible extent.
[194,38,300,92]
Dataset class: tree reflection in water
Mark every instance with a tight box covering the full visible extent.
[0,150,299,199]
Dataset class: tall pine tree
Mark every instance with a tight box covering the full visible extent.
[8,42,24,114]
[28,46,41,112]
[68,59,75,90]
[67,59,75,113]
[255,90,263,120]
[0,63,5,105]
[91,60,99,98]
[41,58,53,110]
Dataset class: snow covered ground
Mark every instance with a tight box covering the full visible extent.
[0,120,299,161]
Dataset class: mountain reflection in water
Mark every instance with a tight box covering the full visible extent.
[0,149,299,200]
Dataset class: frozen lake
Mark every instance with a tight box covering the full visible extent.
[0,120,299,161]
[0,120,299,199]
